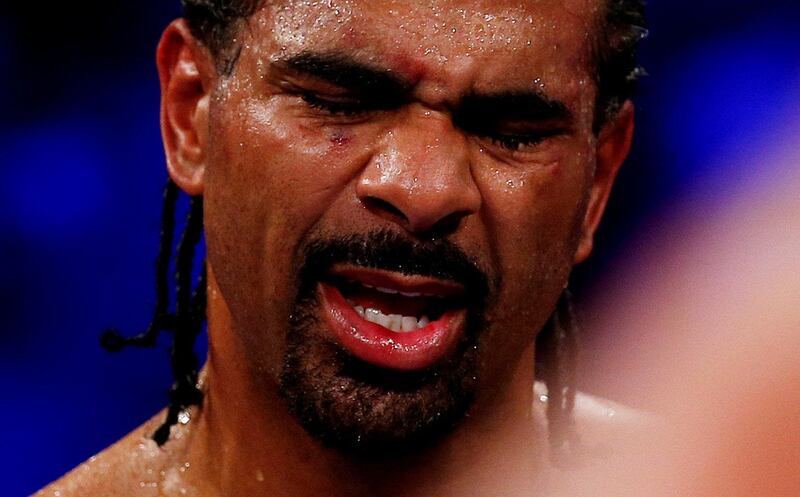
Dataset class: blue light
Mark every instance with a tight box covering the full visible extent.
[654,13,800,185]
[2,120,109,241]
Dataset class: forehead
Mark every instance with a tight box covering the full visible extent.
[243,0,600,100]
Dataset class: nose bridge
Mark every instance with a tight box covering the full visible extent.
[357,107,481,234]
[396,109,462,171]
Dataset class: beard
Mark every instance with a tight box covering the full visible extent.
[277,230,493,457]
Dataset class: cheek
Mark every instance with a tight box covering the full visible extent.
[479,158,588,262]
[202,99,368,335]
[475,150,591,321]
[207,98,365,235]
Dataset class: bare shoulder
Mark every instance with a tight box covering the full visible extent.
[574,390,648,427]
[537,391,665,496]
[572,391,654,447]
[33,411,193,497]
[534,383,656,459]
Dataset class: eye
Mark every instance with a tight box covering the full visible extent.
[489,134,547,151]
[300,92,373,117]
[484,129,564,152]
[455,114,568,154]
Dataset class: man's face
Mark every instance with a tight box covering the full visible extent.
[199,0,604,452]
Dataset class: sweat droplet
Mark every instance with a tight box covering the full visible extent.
[178,410,191,425]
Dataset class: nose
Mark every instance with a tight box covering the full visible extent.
[356,108,481,235]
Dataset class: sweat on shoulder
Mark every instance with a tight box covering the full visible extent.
[38,0,647,496]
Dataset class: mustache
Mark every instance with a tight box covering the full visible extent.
[296,230,494,301]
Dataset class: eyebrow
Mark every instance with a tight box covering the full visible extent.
[276,51,412,96]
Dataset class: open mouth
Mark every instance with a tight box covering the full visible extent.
[318,265,469,371]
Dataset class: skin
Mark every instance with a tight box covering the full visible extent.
[38,0,635,495]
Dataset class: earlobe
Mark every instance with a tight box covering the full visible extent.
[574,101,635,264]
[157,20,214,196]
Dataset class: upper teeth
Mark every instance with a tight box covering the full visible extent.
[354,305,430,332]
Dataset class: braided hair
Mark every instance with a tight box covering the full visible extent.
[101,181,206,445]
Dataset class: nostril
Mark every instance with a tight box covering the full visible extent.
[425,211,465,237]
[362,196,408,222]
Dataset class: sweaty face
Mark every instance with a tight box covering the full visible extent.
[202,0,600,453]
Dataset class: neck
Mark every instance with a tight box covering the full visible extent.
[185,275,547,497]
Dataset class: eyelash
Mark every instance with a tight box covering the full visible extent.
[301,93,373,117]
[488,134,550,151]
[488,127,568,151]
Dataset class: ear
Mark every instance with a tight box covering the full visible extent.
[157,19,215,196]
[573,100,635,264]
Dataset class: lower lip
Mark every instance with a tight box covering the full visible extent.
[318,282,466,371]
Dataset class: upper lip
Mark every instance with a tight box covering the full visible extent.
[326,265,466,298]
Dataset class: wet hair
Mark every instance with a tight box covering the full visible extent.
[179,0,263,74]
[103,0,646,452]
[593,0,649,130]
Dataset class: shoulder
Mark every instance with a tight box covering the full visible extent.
[34,411,193,497]
[534,382,657,460]
[537,391,664,497]
[571,391,654,451]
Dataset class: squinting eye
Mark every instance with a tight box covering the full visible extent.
[490,134,546,151]
[486,130,562,152]
[301,93,371,117]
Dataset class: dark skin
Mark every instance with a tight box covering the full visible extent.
[38,1,635,495]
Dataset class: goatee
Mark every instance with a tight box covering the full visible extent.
[278,230,493,457]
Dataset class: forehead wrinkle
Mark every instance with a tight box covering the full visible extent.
[251,0,590,58]
[243,0,598,105]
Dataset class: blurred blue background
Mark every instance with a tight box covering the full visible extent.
[1,1,798,494]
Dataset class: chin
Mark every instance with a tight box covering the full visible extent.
[277,296,483,457]
[274,229,494,455]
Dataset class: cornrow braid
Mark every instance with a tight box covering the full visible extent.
[101,179,206,446]
[535,290,580,464]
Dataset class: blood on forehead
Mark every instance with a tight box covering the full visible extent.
[385,53,429,87]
